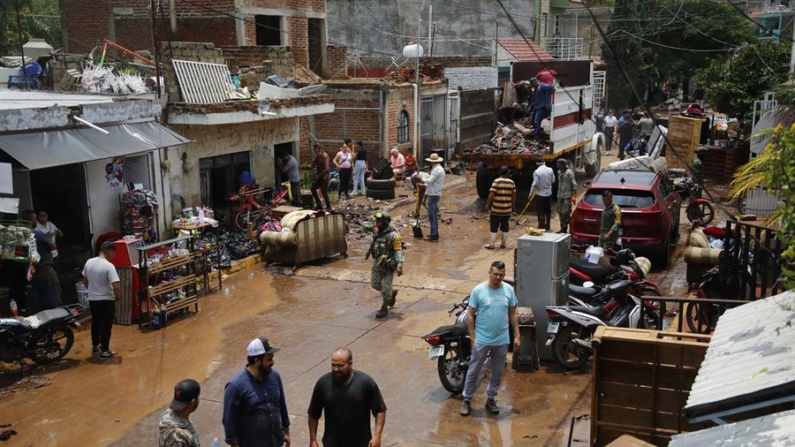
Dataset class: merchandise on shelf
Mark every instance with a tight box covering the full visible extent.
[0,222,33,262]
[120,189,159,242]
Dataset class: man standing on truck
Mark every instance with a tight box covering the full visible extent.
[556,159,577,234]
[530,78,555,138]
[530,160,554,230]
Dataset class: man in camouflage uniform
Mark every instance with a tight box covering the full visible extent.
[159,379,201,447]
[556,159,577,233]
[367,211,404,318]
[599,190,622,250]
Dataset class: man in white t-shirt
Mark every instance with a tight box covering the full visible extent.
[82,241,120,358]
[530,160,555,230]
[603,110,618,155]
[36,210,63,262]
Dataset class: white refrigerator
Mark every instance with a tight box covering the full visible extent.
[515,233,570,361]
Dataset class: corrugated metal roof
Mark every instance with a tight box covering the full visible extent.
[685,291,795,419]
[496,38,555,62]
[172,60,234,104]
[669,409,795,446]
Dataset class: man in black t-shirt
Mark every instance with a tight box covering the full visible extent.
[307,348,387,447]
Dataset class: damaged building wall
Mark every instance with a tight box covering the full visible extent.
[384,84,415,155]
[166,119,300,210]
[326,0,535,58]
[312,84,385,161]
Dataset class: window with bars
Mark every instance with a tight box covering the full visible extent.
[397,110,409,144]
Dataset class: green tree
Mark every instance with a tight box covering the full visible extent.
[601,0,751,110]
[0,0,61,56]
[694,41,790,119]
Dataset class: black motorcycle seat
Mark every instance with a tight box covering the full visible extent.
[569,284,598,297]
[570,258,611,281]
[570,305,607,319]
[427,323,469,338]
[27,307,71,330]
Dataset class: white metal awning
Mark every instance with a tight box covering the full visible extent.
[0,121,190,170]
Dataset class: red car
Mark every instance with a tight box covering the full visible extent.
[569,170,682,265]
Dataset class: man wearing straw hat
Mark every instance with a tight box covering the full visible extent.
[421,153,446,242]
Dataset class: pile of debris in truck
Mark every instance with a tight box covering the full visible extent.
[464,119,551,156]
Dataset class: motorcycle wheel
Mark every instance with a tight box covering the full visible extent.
[640,288,662,330]
[437,345,467,394]
[30,327,74,365]
[552,325,590,370]
[687,202,715,226]
[685,302,722,334]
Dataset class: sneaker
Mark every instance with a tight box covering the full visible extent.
[100,350,116,358]
[606,151,612,155]
[485,399,499,414]
[460,400,471,417]
[92,345,101,353]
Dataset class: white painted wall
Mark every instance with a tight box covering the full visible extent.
[85,153,154,242]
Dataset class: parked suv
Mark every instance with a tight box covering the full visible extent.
[570,170,682,265]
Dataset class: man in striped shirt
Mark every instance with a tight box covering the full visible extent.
[484,166,516,250]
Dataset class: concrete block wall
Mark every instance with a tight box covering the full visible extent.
[220,46,271,72]
[445,67,499,90]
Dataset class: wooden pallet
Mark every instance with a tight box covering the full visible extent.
[591,327,713,447]
[146,255,193,275]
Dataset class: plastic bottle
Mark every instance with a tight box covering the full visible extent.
[197,206,205,225]
[160,304,168,328]
[152,306,162,330]
[9,299,18,318]
[211,437,220,447]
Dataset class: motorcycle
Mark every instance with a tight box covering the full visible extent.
[569,248,661,298]
[422,296,472,394]
[546,280,653,370]
[675,177,715,226]
[0,304,86,365]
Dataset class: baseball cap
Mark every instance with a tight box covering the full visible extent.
[170,379,200,411]
[247,337,280,356]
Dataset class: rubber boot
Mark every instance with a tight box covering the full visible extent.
[388,290,397,308]
[375,302,388,318]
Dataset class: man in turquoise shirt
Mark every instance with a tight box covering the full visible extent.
[460,260,521,417]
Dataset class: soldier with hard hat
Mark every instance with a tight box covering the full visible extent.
[366,211,404,318]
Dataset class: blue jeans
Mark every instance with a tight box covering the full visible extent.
[352,160,367,194]
[427,195,440,237]
[463,342,509,401]
[533,107,550,136]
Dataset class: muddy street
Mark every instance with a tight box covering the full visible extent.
[1,161,711,447]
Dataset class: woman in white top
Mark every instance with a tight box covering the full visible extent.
[334,138,353,199]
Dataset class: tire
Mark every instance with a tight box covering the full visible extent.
[366,188,395,200]
[687,202,715,226]
[655,235,671,267]
[235,208,267,231]
[476,165,492,199]
[685,302,718,334]
[30,327,74,365]
[585,140,602,178]
[366,178,396,191]
[552,325,590,370]
[437,345,467,394]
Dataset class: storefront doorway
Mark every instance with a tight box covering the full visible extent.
[30,163,91,270]
[199,151,251,209]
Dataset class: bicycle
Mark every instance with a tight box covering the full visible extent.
[230,182,292,231]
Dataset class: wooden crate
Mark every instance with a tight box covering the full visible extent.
[666,116,704,171]
[591,327,714,447]
[702,146,749,182]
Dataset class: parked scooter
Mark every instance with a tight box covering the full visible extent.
[676,177,715,226]
[422,296,473,394]
[546,280,653,370]
[569,248,661,297]
[0,304,86,365]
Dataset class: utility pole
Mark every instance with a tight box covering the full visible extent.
[150,0,162,99]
